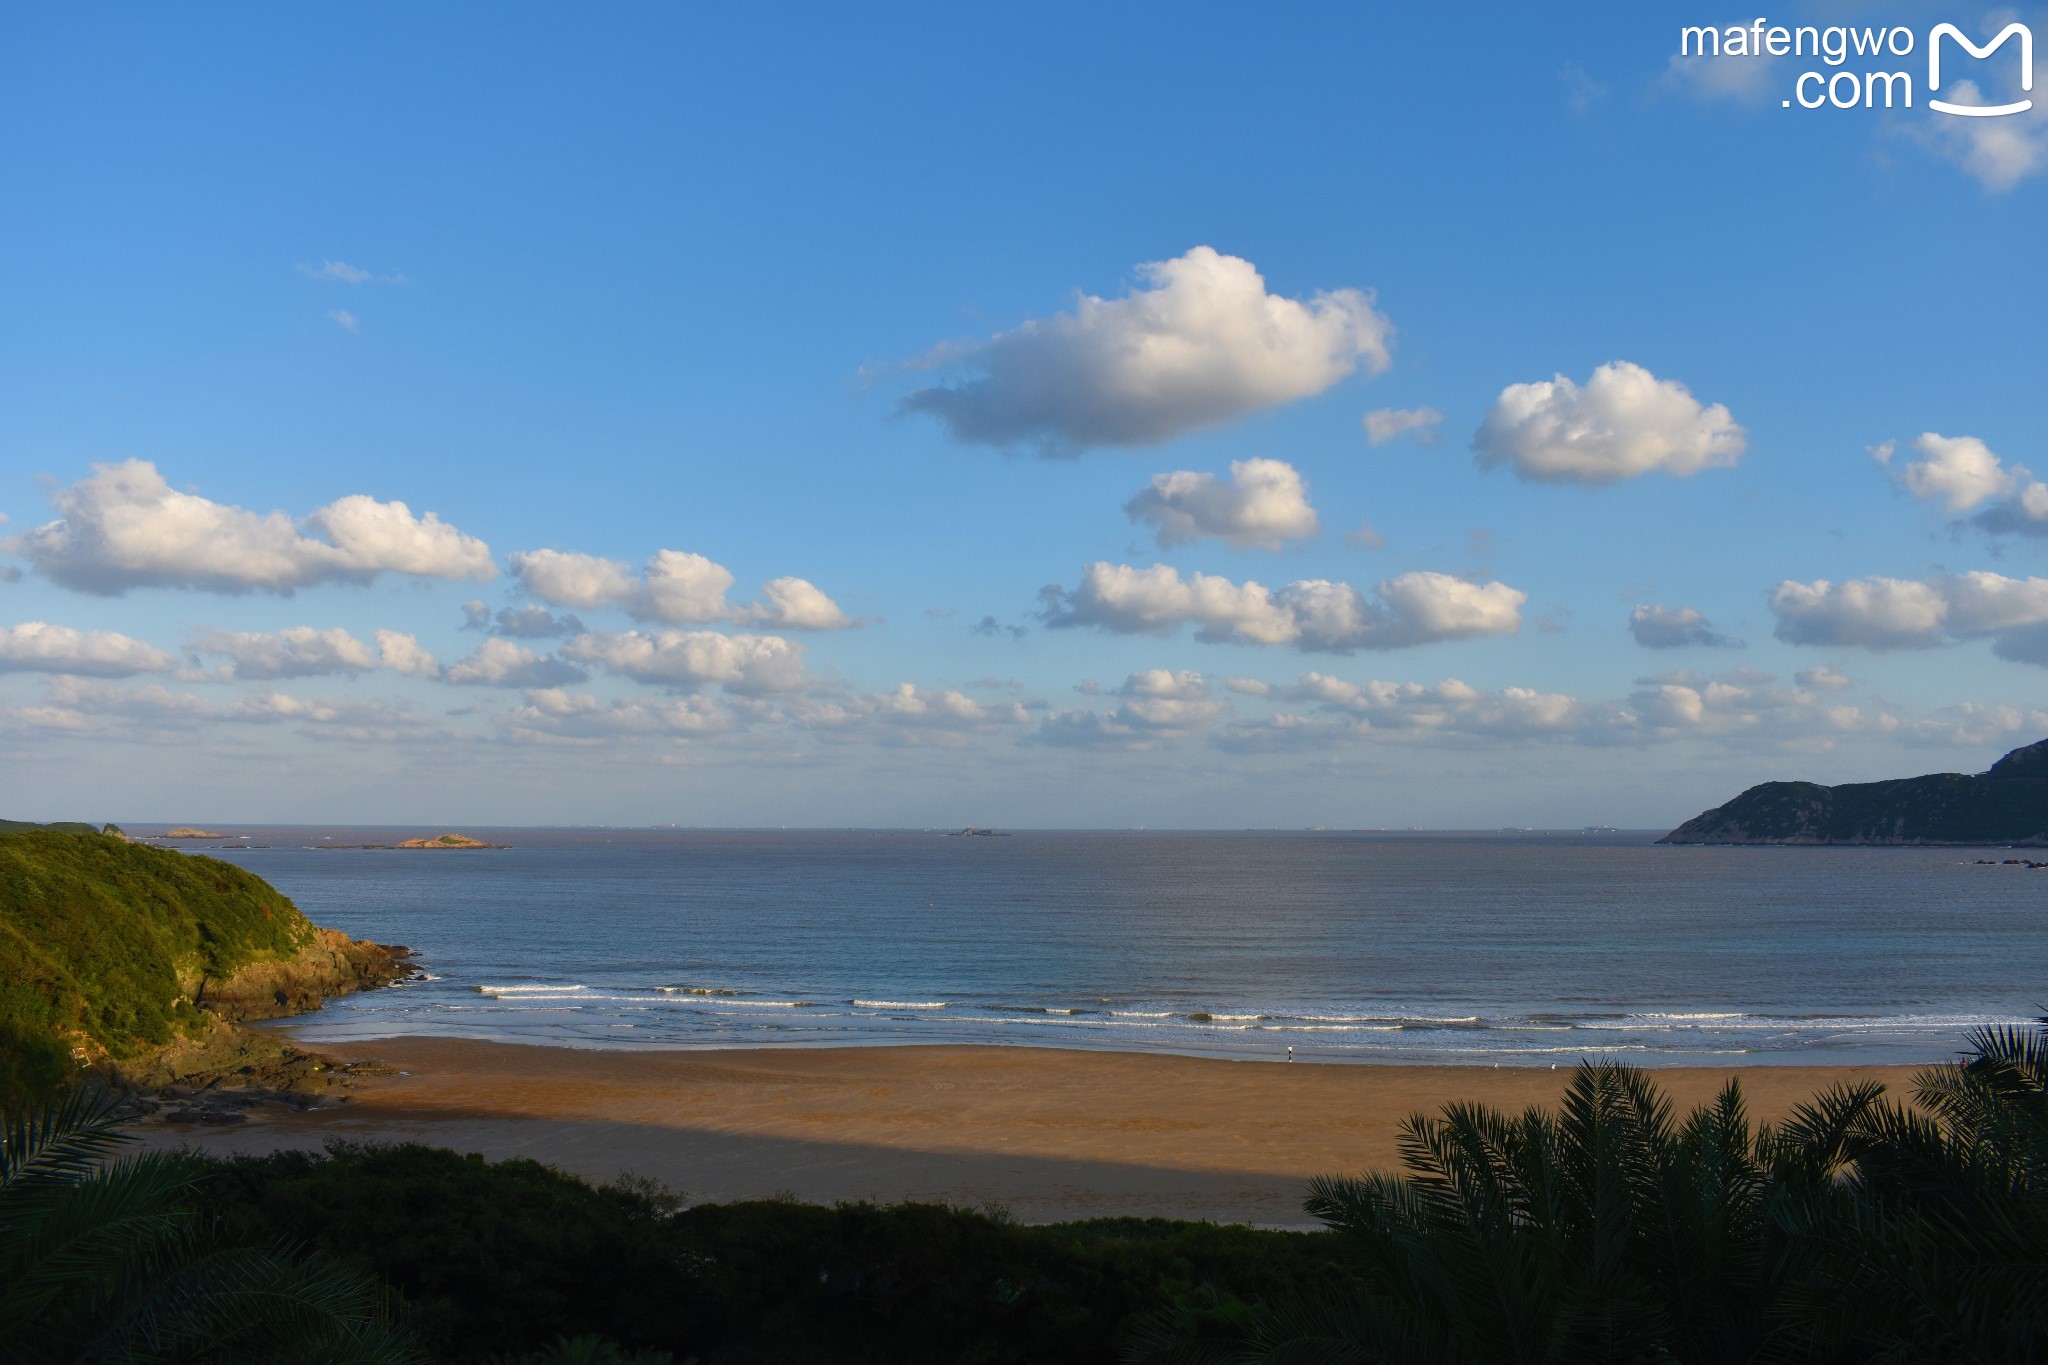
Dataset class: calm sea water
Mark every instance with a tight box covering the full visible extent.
[157,827,2048,1066]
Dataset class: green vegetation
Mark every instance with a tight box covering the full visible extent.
[1,1087,419,1363]
[0,829,316,1104]
[1132,1022,2048,1363]
[4,1024,2043,1361]
[199,1144,1353,1364]
[0,820,104,836]
[1662,736,2048,844]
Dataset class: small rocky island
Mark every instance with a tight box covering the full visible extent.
[1661,737,2048,845]
[317,832,507,849]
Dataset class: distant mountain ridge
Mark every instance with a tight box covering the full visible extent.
[1660,738,2048,846]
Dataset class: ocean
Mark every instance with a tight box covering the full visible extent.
[165,827,2048,1067]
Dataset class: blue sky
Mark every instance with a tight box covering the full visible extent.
[2,1,2044,827]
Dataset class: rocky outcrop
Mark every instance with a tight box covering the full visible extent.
[191,927,415,1022]
[1661,738,2048,845]
[104,927,415,1109]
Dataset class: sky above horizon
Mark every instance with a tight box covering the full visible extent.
[3,1,2046,828]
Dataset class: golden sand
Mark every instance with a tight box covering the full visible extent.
[138,1038,1918,1226]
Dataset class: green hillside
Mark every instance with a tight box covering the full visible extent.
[0,829,318,1103]
[1661,737,2048,845]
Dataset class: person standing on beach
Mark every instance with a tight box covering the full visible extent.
[1286,1045,1294,1062]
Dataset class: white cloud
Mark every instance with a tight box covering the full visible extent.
[899,247,1393,454]
[1363,406,1444,446]
[1119,668,1210,701]
[1795,665,1852,692]
[328,309,360,333]
[375,630,440,679]
[563,629,809,694]
[507,549,647,610]
[7,460,494,594]
[0,622,176,676]
[229,692,446,742]
[299,260,406,285]
[639,550,741,624]
[791,683,1031,748]
[1627,603,1738,649]
[1770,571,2048,660]
[504,688,733,743]
[1899,432,2018,514]
[445,638,587,689]
[1885,432,2048,536]
[731,577,855,630]
[509,548,853,630]
[474,602,587,638]
[1917,78,2048,191]
[1044,562,1525,651]
[188,626,380,679]
[1207,665,1910,755]
[1125,458,1320,550]
[1473,361,1746,484]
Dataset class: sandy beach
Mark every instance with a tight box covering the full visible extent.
[134,1038,1921,1225]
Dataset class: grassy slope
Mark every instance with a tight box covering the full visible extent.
[0,830,317,1103]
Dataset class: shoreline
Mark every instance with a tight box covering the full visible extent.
[134,1036,1922,1225]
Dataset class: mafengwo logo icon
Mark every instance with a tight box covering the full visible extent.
[1677,18,2035,114]
[1929,22,2033,116]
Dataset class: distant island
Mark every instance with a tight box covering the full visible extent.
[1661,737,2048,846]
[949,827,1009,837]
[317,832,507,850]
[163,826,225,838]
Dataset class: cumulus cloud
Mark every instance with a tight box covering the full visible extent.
[1473,361,1746,484]
[1770,571,2048,661]
[1032,672,1224,749]
[731,577,855,629]
[1899,433,2020,514]
[1915,76,2048,191]
[0,622,176,676]
[187,626,380,679]
[504,688,733,744]
[509,548,852,630]
[229,692,447,742]
[1795,665,1852,692]
[563,629,809,694]
[7,460,494,595]
[1043,563,1524,652]
[1206,665,1907,755]
[3,678,216,735]
[1627,603,1739,649]
[468,602,587,638]
[375,630,440,678]
[1363,407,1444,446]
[1125,458,1320,550]
[328,310,360,333]
[1885,432,2048,536]
[792,684,1031,748]
[898,247,1393,454]
[444,639,587,689]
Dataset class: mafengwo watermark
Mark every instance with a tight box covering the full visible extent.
[1680,18,2033,113]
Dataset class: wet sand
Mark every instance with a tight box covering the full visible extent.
[137,1038,1919,1226]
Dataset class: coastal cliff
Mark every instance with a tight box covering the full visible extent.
[0,827,414,1104]
[1659,738,2048,845]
